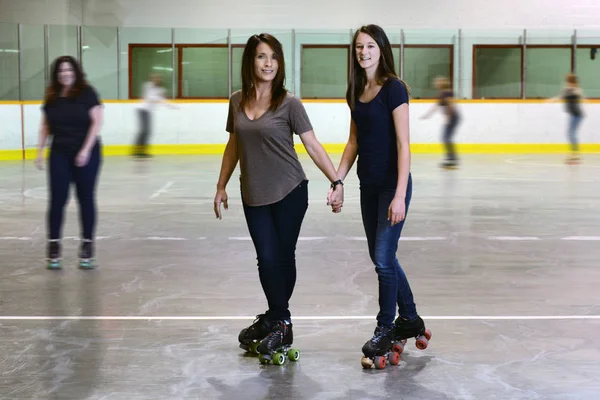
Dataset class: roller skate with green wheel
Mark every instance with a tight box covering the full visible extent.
[238,314,274,355]
[360,324,401,369]
[392,315,432,354]
[46,239,62,270]
[78,239,96,269]
[257,320,300,366]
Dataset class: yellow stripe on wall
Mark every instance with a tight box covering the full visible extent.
[2,143,599,161]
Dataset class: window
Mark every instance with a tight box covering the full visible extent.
[129,44,177,99]
[130,44,229,99]
[231,45,244,94]
[0,22,19,100]
[400,45,453,99]
[178,44,228,98]
[576,46,600,98]
[474,45,522,99]
[525,46,572,99]
[301,45,349,99]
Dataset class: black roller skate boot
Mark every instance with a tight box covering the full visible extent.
[392,315,432,353]
[257,320,299,366]
[78,239,96,269]
[46,239,62,270]
[360,324,400,369]
[238,314,275,355]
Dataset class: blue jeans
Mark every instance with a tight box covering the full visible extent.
[242,180,309,322]
[568,114,582,153]
[360,174,416,327]
[48,143,102,240]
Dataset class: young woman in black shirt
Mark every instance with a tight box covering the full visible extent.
[35,56,104,269]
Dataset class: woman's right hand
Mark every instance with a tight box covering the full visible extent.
[213,188,229,219]
[35,153,44,170]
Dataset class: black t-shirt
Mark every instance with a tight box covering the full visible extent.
[351,78,409,189]
[42,85,102,154]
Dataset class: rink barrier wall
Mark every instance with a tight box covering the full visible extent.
[1,99,599,161]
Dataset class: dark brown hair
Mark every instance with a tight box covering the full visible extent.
[44,55,88,104]
[346,24,411,110]
[240,33,287,111]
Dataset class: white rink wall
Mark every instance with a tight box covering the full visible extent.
[0,101,598,152]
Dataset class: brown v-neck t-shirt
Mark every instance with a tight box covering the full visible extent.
[226,90,313,206]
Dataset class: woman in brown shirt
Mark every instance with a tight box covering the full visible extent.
[213,33,343,364]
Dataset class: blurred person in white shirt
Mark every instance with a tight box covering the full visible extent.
[133,73,176,158]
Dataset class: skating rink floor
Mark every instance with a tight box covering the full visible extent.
[1,153,599,399]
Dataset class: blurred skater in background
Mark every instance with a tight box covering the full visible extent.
[133,73,177,158]
[547,73,586,164]
[421,76,460,169]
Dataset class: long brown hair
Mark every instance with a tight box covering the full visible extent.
[346,24,411,110]
[44,55,88,104]
[240,33,287,112]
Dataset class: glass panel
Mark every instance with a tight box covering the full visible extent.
[48,24,78,63]
[181,46,228,98]
[119,27,173,99]
[525,47,571,99]
[82,26,118,100]
[404,47,452,99]
[0,22,19,100]
[575,47,600,98]
[402,29,457,97]
[474,47,522,98]
[130,46,178,98]
[231,45,244,93]
[462,29,524,99]
[295,30,351,98]
[301,46,348,99]
[20,24,45,100]
[575,29,600,98]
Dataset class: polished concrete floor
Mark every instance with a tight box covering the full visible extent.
[1,153,599,399]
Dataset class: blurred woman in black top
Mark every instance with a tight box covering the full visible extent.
[35,55,104,269]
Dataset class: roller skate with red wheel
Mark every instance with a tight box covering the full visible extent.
[257,320,300,366]
[238,314,274,355]
[360,324,402,370]
[565,155,581,165]
[392,315,432,354]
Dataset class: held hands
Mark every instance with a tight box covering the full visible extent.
[388,196,406,226]
[213,188,228,219]
[327,183,344,213]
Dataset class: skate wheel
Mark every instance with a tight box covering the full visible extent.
[259,355,270,364]
[415,336,429,350]
[374,356,386,370]
[47,261,62,270]
[424,328,432,341]
[287,348,300,362]
[249,341,261,354]
[392,342,404,354]
[361,356,373,369]
[79,259,96,269]
[388,351,400,366]
[272,352,286,366]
